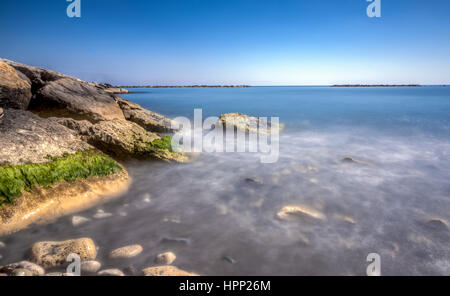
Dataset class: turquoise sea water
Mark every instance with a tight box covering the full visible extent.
[2,86,450,275]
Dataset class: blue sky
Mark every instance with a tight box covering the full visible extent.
[1,0,449,85]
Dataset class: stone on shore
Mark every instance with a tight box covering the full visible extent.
[277,205,326,221]
[81,261,102,273]
[155,252,176,265]
[98,269,125,276]
[29,238,97,268]
[0,62,32,110]
[142,265,198,276]
[109,244,143,259]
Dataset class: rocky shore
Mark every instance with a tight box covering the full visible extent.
[0,59,186,236]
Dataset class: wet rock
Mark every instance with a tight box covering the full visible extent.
[109,244,143,259]
[29,238,97,268]
[11,268,33,276]
[72,215,91,227]
[245,177,264,185]
[123,266,139,276]
[98,269,125,276]
[93,209,113,219]
[0,109,92,166]
[222,256,237,264]
[161,237,191,245]
[425,218,448,231]
[219,113,283,135]
[277,205,326,221]
[0,61,32,110]
[142,265,198,276]
[155,252,176,265]
[45,272,74,276]
[15,261,45,276]
[0,241,4,248]
[340,157,374,166]
[53,117,185,161]
[115,97,176,133]
[81,261,101,274]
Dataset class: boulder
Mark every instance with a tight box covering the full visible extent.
[52,117,185,161]
[155,252,176,265]
[115,97,176,133]
[109,244,143,259]
[29,238,97,268]
[0,109,92,166]
[80,261,102,273]
[219,113,283,135]
[0,62,32,109]
[0,59,124,122]
[142,265,198,276]
[34,78,125,122]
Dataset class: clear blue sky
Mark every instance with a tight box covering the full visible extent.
[1,0,449,85]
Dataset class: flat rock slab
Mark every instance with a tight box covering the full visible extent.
[142,265,198,276]
[109,245,143,259]
[0,109,92,166]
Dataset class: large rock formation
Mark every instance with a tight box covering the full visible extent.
[0,109,91,166]
[0,62,32,109]
[115,97,176,133]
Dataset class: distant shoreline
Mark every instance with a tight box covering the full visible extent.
[331,84,421,87]
[119,85,251,88]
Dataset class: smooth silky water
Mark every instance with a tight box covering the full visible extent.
[1,86,450,275]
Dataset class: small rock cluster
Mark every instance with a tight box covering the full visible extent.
[0,237,197,276]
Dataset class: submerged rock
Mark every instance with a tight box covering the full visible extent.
[93,209,113,219]
[29,238,97,268]
[340,157,374,167]
[222,256,237,264]
[72,215,91,227]
[155,252,176,265]
[277,205,326,221]
[81,261,102,274]
[0,261,45,276]
[219,113,283,135]
[425,218,448,231]
[109,244,143,259]
[245,177,264,185]
[98,269,125,276]
[0,61,32,110]
[142,265,198,276]
[161,237,191,245]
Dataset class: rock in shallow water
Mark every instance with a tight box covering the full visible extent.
[81,261,102,274]
[109,245,143,259]
[277,205,326,221]
[155,252,176,265]
[98,269,125,276]
[11,268,33,276]
[29,238,97,268]
[142,266,198,276]
[72,215,91,227]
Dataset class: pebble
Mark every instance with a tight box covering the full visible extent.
[142,265,198,276]
[72,216,91,227]
[109,244,143,259]
[98,269,125,276]
[222,256,237,264]
[0,241,5,248]
[16,261,45,276]
[81,261,102,273]
[123,266,138,276]
[93,209,113,219]
[155,252,176,265]
[11,268,33,276]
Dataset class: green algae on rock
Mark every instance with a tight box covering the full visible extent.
[0,151,122,205]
